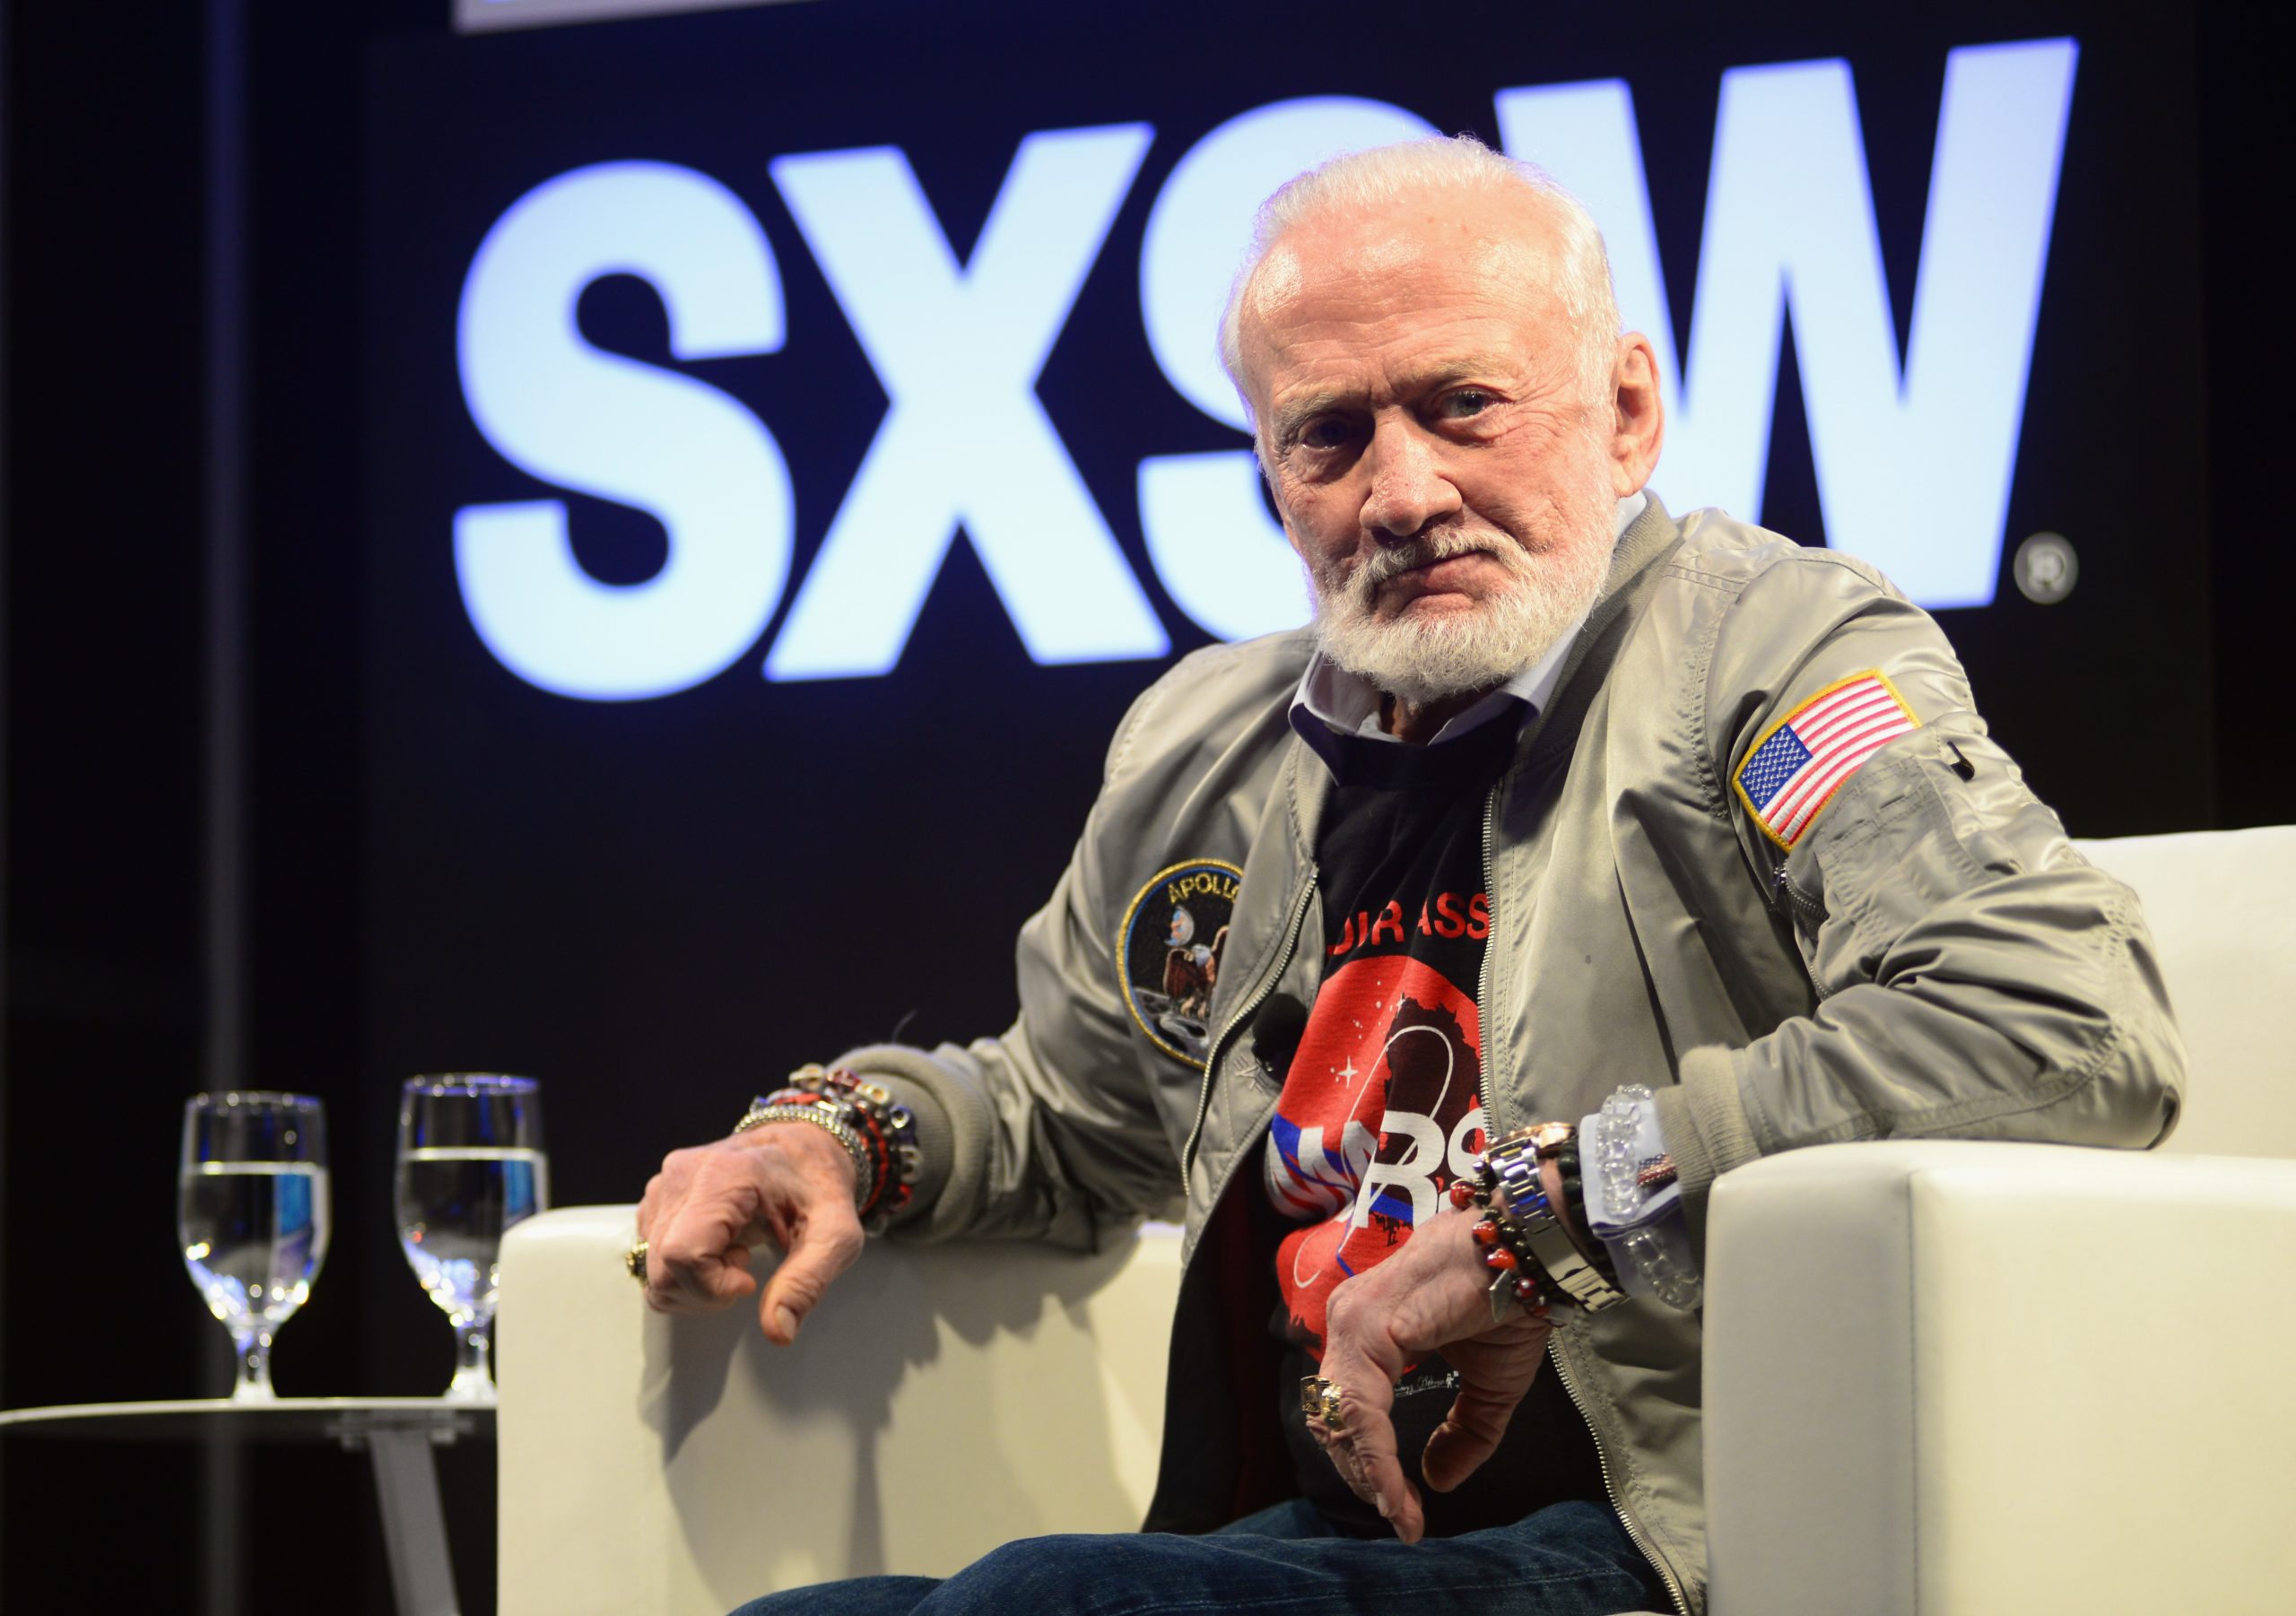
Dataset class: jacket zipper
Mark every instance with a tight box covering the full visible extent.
[1180,869,1318,1193]
[1551,1342,1693,1616]
[1473,784,1500,1122]
[1772,864,1833,1003]
[1773,862,1824,927]
[1481,779,1691,1616]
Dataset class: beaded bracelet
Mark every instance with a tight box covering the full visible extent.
[1449,1171,1553,1314]
[1552,1143,1622,1289]
[1591,1086,1659,1222]
[765,1066,919,1211]
[759,1088,885,1212]
[756,1064,923,1232]
[1586,1085,1700,1310]
[735,1101,879,1216]
[1616,1225,1702,1311]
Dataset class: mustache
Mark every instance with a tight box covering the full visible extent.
[1346,530,1515,596]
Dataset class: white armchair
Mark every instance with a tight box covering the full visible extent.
[497,827,2296,1616]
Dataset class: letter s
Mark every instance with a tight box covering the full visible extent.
[455,161,794,700]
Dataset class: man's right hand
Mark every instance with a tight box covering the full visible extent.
[635,1121,865,1345]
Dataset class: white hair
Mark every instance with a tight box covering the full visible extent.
[1216,135,1622,427]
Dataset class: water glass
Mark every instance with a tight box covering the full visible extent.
[396,1075,548,1403]
[178,1092,331,1403]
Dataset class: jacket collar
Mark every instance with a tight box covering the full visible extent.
[1517,491,1683,777]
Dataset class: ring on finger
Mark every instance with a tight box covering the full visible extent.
[1299,1374,1346,1433]
[625,1238,649,1283]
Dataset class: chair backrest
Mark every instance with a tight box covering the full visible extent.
[2074,824,2296,1159]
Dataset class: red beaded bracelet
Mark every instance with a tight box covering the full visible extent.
[1449,1169,1552,1309]
[765,1065,923,1229]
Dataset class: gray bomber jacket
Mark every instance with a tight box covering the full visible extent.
[842,496,2184,1613]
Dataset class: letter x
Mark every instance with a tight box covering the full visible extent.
[765,125,1168,679]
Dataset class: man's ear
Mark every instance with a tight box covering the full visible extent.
[1608,333,1665,497]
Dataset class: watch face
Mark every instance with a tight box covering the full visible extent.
[1527,1121,1577,1157]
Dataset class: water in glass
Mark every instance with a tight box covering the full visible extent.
[398,1146,548,1321]
[178,1093,330,1402]
[396,1077,547,1402]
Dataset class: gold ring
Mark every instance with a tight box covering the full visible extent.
[625,1238,649,1283]
[1299,1374,1345,1432]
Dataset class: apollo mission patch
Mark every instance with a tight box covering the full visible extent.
[1117,858,1242,1064]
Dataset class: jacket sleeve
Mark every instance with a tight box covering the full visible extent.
[827,676,1196,1253]
[1654,550,2186,1248]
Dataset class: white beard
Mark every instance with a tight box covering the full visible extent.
[1306,510,1615,708]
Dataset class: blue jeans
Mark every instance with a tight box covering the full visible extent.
[728,1497,1672,1615]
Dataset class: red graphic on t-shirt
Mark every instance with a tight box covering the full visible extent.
[1264,953,1487,1354]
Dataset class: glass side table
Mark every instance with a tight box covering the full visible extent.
[0,1397,490,1616]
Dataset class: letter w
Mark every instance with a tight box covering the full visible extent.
[765,126,1169,679]
[1499,39,2078,607]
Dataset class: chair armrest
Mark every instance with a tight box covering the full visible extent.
[1701,1142,2296,1616]
[495,1207,1181,1616]
[493,1206,666,1614]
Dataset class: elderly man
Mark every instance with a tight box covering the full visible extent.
[636,136,2180,1616]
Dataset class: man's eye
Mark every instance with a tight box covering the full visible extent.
[1298,419,1354,450]
[1440,388,1495,419]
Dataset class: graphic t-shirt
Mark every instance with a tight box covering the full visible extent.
[1264,717,1606,1535]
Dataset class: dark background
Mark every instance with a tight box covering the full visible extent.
[2,1,2286,1611]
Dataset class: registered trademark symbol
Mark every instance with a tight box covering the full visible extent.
[2013,532,2077,604]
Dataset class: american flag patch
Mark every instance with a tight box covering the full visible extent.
[1734,672,1918,849]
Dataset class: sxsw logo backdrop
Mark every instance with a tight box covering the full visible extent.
[451,39,2076,701]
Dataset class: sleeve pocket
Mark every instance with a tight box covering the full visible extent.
[1792,730,2032,986]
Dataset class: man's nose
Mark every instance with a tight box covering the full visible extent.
[1359,416,1461,541]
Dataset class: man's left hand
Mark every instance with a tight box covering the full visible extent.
[1312,1206,1554,1544]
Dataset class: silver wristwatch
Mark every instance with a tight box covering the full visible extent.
[1483,1125,1627,1312]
